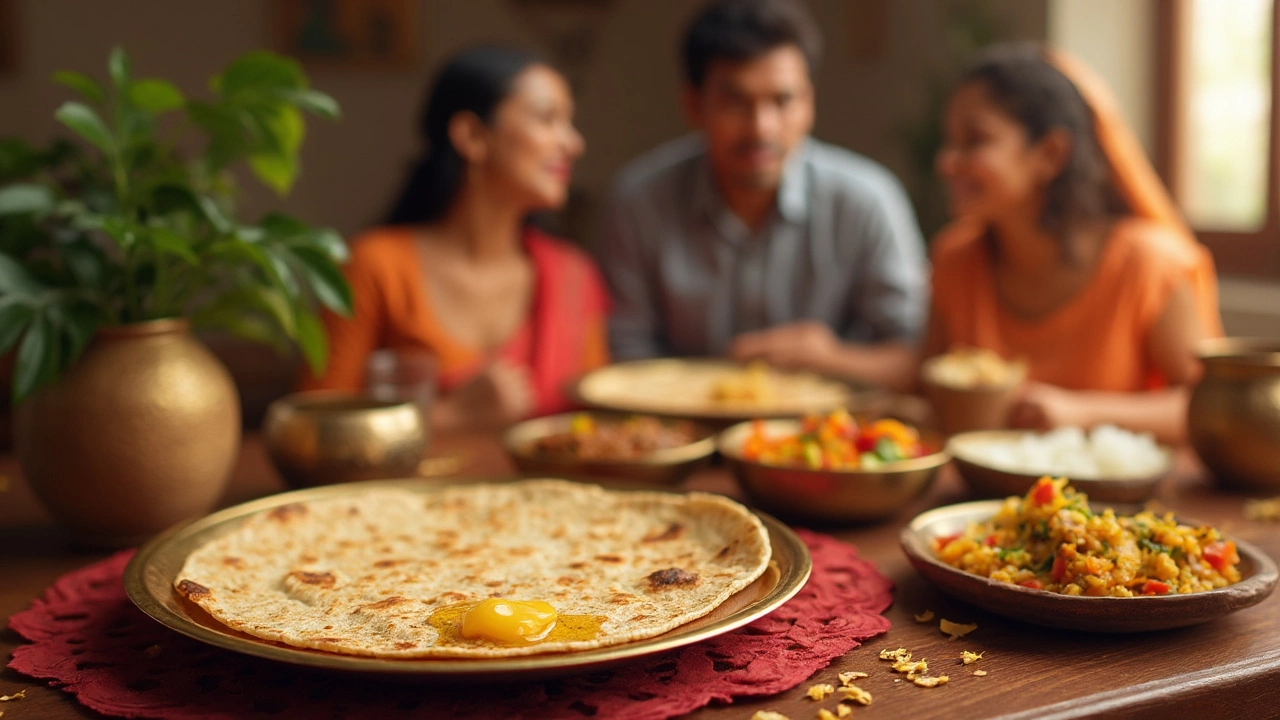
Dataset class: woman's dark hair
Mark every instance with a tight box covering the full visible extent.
[385,46,542,225]
[682,0,822,88]
[960,45,1129,260]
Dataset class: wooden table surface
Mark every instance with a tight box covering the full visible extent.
[1,434,1278,720]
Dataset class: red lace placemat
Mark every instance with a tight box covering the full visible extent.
[8,530,892,720]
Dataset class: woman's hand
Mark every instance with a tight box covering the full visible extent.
[729,321,839,372]
[1008,381,1087,431]
[434,360,534,431]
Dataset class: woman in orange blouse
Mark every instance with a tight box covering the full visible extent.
[927,45,1221,443]
[302,46,609,430]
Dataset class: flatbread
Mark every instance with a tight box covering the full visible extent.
[174,480,771,658]
[578,360,851,416]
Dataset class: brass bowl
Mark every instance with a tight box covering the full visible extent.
[263,391,427,488]
[1189,338,1280,492]
[717,419,949,523]
[503,412,716,486]
[921,374,1023,436]
[947,430,1172,504]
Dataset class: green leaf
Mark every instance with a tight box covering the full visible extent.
[61,238,108,288]
[282,88,341,120]
[0,138,41,181]
[300,228,347,263]
[290,246,352,316]
[108,47,131,90]
[54,102,116,157]
[247,105,304,194]
[101,217,138,248]
[189,305,286,352]
[249,152,298,196]
[52,70,106,104]
[128,78,185,113]
[0,183,55,216]
[210,285,295,335]
[0,252,47,297]
[259,212,308,237]
[197,195,233,234]
[264,245,300,297]
[148,227,198,263]
[218,51,305,100]
[0,300,34,354]
[13,311,60,402]
[294,309,327,375]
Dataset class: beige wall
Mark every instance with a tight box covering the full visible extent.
[0,0,1046,242]
[1048,0,1156,155]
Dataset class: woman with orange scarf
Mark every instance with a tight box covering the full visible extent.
[927,45,1221,443]
[301,47,609,430]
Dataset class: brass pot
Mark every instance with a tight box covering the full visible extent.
[15,319,240,546]
[1188,338,1280,492]
[263,391,427,488]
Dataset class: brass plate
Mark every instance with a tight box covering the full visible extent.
[125,478,812,679]
[901,500,1279,633]
[573,358,871,422]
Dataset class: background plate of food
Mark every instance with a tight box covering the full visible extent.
[900,478,1277,632]
[718,411,949,523]
[125,478,811,680]
[504,412,717,485]
[572,358,873,423]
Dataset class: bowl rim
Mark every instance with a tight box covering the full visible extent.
[503,411,718,467]
[919,357,1026,394]
[716,417,950,475]
[1196,337,1280,365]
[266,390,418,416]
[944,428,1175,483]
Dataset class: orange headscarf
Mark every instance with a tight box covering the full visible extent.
[1046,49,1223,337]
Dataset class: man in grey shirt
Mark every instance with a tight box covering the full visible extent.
[597,0,928,389]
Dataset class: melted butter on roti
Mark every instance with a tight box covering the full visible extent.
[174,480,771,658]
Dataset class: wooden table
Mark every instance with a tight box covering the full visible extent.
[2,434,1278,720]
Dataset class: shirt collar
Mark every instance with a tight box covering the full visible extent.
[693,137,812,234]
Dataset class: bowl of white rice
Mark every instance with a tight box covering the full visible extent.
[946,425,1174,503]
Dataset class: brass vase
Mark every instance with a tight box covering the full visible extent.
[15,319,240,545]
[1188,338,1280,493]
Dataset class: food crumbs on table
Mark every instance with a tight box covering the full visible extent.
[144,644,163,658]
[973,670,988,677]
[0,691,24,701]
[878,647,910,661]
[838,685,872,706]
[961,650,983,665]
[912,675,949,688]
[940,619,977,640]
[836,704,853,718]
[913,610,935,622]
[750,712,790,720]
[1244,497,1280,522]
[806,683,835,701]
[816,709,839,720]
[837,671,869,685]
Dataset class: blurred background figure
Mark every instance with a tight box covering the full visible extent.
[597,0,928,391]
[926,44,1222,443]
[301,45,609,431]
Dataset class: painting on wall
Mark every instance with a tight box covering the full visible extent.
[272,0,418,69]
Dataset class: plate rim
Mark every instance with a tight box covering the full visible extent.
[124,478,813,676]
[899,498,1280,630]
[571,357,872,421]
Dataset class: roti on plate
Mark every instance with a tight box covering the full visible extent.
[174,479,772,658]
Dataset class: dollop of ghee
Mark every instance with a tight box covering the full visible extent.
[460,599,558,644]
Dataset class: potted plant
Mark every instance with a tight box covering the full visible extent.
[0,48,351,545]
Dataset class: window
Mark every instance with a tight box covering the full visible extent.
[1158,0,1280,274]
